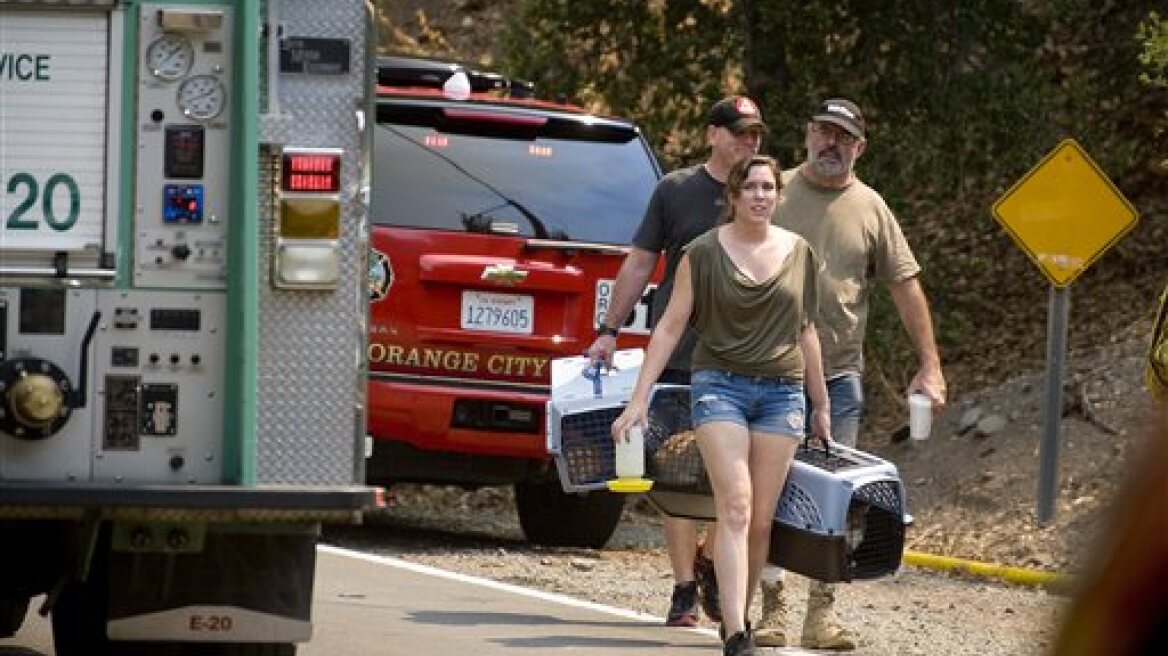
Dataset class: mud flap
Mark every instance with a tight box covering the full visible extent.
[105,525,317,643]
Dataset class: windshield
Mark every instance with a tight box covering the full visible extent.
[371,115,660,244]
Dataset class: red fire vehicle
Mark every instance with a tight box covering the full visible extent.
[367,56,663,547]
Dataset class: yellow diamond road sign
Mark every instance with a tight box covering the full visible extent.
[992,139,1139,287]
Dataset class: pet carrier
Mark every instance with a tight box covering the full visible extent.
[636,383,909,582]
[769,442,908,582]
[547,362,908,582]
[547,350,654,494]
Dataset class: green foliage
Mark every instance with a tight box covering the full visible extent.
[1138,12,1168,87]
[504,0,1168,400]
[501,0,740,165]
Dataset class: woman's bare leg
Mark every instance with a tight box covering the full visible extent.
[696,420,752,635]
[744,430,799,611]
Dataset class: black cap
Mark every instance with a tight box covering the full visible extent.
[811,98,865,138]
[707,96,765,133]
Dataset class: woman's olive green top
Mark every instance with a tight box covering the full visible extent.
[687,228,820,379]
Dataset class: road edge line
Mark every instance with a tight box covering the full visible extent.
[317,543,719,635]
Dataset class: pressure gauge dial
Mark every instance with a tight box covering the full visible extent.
[145,34,194,81]
[176,75,227,121]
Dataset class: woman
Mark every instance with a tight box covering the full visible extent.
[612,154,830,656]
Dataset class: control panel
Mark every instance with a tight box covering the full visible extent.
[134,4,234,288]
[0,288,225,483]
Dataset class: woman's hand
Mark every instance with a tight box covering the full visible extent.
[809,406,832,446]
[611,401,647,444]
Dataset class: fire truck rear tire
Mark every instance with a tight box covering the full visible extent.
[0,596,29,638]
[52,579,110,656]
[514,481,625,548]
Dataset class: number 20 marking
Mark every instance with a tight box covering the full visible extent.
[188,613,234,632]
[5,172,81,231]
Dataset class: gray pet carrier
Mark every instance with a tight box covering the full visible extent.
[769,442,908,582]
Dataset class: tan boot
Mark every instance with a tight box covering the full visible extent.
[801,581,857,651]
[752,579,789,647]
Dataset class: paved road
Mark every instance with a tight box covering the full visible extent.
[2,545,732,655]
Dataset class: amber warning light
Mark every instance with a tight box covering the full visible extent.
[282,151,342,193]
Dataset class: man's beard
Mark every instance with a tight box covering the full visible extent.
[811,148,849,177]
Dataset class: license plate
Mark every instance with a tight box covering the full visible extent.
[461,291,534,334]
[594,279,656,335]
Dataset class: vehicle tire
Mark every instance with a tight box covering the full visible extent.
[0,596,29,638]
[514,480,624,548]
[52,578,110,656]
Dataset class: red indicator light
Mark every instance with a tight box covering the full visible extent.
[289,174,336,191]
[288,155,334,173]
[282,149,342,192]
[528,144,553,158]
[424,134,449,148]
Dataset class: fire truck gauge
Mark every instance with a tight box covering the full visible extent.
[176,74,227,121]
[146,34,194,81]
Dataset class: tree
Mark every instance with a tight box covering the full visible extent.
[1138,12,1167,88]
[503,0,1168,395]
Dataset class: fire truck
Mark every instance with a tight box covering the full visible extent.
[367,57,663,548]
[0,1,377,653]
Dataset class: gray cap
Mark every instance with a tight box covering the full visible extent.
[811,98,865,137]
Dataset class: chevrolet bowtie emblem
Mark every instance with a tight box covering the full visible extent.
[481,264,528,285]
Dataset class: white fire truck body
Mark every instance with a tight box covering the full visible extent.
[0,1,376,652]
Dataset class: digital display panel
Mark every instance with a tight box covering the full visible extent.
[282,151,341,192]
[150,308,201,331]
[164,125,205,179]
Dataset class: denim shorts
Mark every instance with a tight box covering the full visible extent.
[810,374,864,447]
[690,369,805,438]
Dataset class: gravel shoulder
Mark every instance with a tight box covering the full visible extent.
[325,489,1065,656]
[325,335,1158,655]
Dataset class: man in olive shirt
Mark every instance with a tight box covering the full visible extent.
[754,99,947,650]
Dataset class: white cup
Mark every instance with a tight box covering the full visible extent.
[908,393,933,441]
[615,424,645,478]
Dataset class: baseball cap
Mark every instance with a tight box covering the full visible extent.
[811,98,865,138]
[707,96,765,133]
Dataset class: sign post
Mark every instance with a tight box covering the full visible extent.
[1038,286,1070,523]
[991,138,1138,523]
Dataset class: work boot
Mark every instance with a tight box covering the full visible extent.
[752,578,789,647]
[665,581,699,627]
[801,581,858,650]
[693,543,722,622]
